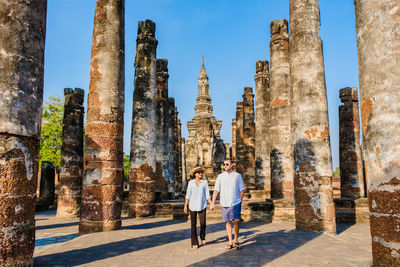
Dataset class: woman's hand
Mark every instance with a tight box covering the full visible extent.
[184,205,188,214]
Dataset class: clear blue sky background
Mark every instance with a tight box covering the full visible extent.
[44,0,359,170]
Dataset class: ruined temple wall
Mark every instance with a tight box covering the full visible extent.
[269,19,294,199]
[354,0,400,264]
[80,0,125,234]
[129,19,158,217]
[57,88,85,218]
[232,118,237,163]
[289,0,336,234]
[0,1,47,265]
[338,87,365,198]
[254,60,271,195]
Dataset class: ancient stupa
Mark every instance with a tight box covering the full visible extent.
[185,57,226,188]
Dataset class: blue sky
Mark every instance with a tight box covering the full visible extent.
[44,0,359,170]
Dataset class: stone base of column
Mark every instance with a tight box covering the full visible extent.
[129,164,156,217]
[270,199,295,222]
[243,190,270,201]
[56,188,81,218]
[334,197,369,223]
[79,220,121,234]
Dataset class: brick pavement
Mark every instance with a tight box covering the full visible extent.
[33,210,372,266]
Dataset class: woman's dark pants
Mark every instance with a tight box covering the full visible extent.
[189,208,206,246]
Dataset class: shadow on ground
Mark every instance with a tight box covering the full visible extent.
[34,220,266,265]
[187,229,321,266]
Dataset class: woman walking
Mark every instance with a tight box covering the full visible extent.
[184,166,212,248]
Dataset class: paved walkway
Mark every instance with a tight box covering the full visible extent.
[34,210,372,266]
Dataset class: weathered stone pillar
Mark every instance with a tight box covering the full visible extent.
[155,59,169,199]
[354,0,400,264]
[338,87,365,198]
[0,1,47,265]
[235,102,245,176]
[79,0,125,234]
[181,138,187,190]
[254,60,271,197]
[174,108,181,196]
[232,119,237,163]
[166,97,176,196]
[269,19,294,199]
[57,88,84,218]
[37,161,55,211]
[289,0,336,234]
[129,19,158,216]
[242,87,256,191]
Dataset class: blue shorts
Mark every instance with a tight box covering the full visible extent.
[221,202,242,222]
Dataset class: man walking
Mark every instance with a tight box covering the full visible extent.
[211,158,245,250]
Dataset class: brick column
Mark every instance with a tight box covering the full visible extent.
[289,0,336,234]
[232,118,237,162]
[338,87,365,198]
[354,0,400,264]
[242,87,256,191]
[235,102,244,176]
[254,60,271,197]
[57,88,84,218]
[269,19,294,199]
[155,59,169,199]
[0,1,47,265]
[129,20,158,216]
[166,98,176,196]
[80,0,125,234]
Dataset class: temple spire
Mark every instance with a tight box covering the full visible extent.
[199,55,208,79]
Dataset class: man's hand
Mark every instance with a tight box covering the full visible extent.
[210,203,215,211]
[184,205,188,214]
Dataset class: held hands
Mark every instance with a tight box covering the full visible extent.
[210,202,215,211]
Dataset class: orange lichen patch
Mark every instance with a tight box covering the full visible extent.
[270,97,289,107]
[376,147,380,154]
[304,127,329,140]
[305,128,318,140]
[319,126,329,139]
[361,98,372,135]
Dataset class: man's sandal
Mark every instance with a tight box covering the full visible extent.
[225,243,234,250]
[200,240,206,245]
[234,242,240,250]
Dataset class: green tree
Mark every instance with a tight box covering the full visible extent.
[332,166,340,176]
[40,96,64,169]
[124,154,130,183]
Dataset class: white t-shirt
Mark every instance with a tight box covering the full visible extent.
[214,171,245,207]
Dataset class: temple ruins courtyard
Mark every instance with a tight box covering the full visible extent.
[34,209,372,266]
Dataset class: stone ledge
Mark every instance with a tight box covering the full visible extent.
[334,197,369,223]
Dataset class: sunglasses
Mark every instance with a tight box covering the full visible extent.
[223,163,231,166]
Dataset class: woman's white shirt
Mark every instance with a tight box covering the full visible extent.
[185,179,210,211]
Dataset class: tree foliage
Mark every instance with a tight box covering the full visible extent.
[124,154,130,183]
[332,166,340,176]
[40,96,64,169]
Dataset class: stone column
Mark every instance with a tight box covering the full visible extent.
[235,102,244,176]
[181,138,187,190]
[57,88,84,218]
[338,87,365,198]
[232,119,237,162]
[269,19,294,199]
[37,161,55,211]
[242,87,256,191]
[79,0,125,234]
[289,0,336,234]
[166,97,176,197]
[176,118,183,196]
[174,108,181,195]
[155,59,169,199]
[354,0,400,264]
[0,1,47,265]
[129,19,158,216]
[254,60,271,197]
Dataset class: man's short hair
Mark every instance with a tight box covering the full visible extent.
[223,158,232,163]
